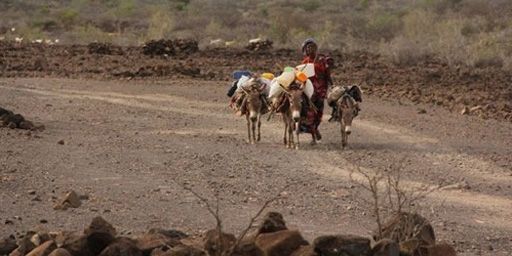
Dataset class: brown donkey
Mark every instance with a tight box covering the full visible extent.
[241,80,268,144]
[277,83,306,149]
[336,94,358,148]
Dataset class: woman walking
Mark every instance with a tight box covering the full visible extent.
[300,38,334,143]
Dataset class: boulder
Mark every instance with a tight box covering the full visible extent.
[203,229,236,256]
[152,244,206,256]
[26,241,57,256]
[10,233,37,256]
[371,239,399,256]
[231,242,264,256]
[258,212,287,234]
[313,235,371,256]
[85,217,117,255]
[0,235,17,255]
[416,243,457,256]
[98,237,142,256]
[135,231,181,254]
[255,230,308,256]
[48,248,73,256]
[290,245,318,256]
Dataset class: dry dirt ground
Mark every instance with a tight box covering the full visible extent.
[0,77,511,255]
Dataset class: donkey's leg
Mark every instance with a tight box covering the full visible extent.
[341,127,347,148]
[294,121,301,150]
[283,116,288,146]
[246,115,252,144]
[289,121,295,149]
[257,114,261,142]
[251,118,256,144]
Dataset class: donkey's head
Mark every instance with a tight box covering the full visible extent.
[338,94,357,134]
[286,82,304,122]
[244,79,266,121]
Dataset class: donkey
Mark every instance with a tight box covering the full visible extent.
[336,94,358,148]
[241,79,268,144]
[277,83,306,149]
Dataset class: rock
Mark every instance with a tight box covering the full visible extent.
[98,237,142,256]
[148,228,188,240]
[255,230,308,256]
[441,181,470,190]
[230,240,264,256]
[417,109,427,114]
[57,140,65,145]
[54,190,82,210]
[28,190,36,195]
[290,245,318,256]
[0,235,17,255]
[85,216,116,237]
[30,233,52,246]
[11,233,37,255]
[8,122,17,129]
[26,240,57,256]
[371,239,399,256]
[154,244,206,256]
[203,229,236,256]
[416,243,457,256]
[61,236,94,256]
[48,248,72,256]
[19,120,34,130]
[313,234,370,256]
[258,212,287,234]
[85,217,117,254]
[469,105,483,113]
[134,231,181,254]
[460,106,469,115]
[374,212,435,248]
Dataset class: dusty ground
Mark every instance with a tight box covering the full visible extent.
[0,77,511,255]
[1,42,511,122]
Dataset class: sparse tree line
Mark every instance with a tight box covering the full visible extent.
[1,0,511,70]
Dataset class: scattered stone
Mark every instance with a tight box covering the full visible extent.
[469,105,483,113]
[441,181,470,190]
[148,228,188,240]
[460,106,469,115]
[0,235,17,255]
[54,191,82,210]
[28,190,37,195]
[246,39,273,51]
[26,240,57,256]
[255,230,308,256]
[313,234,371,256]
[57,140,65,145]
[88,43,123,55]
[417,108,427,114]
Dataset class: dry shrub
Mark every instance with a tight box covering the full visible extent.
[145,8,174,40]
[378,36,430,66]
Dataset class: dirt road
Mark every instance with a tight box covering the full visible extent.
[0,78,511,255]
